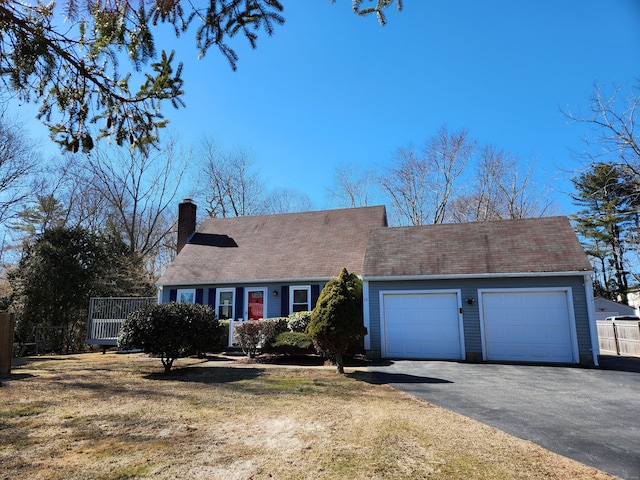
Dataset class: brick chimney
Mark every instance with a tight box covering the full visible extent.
[177,199,197,254]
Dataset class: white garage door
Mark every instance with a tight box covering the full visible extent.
[481,290,577,363]
[382,292,464,359]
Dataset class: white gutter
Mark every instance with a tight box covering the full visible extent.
[584,273,599,366]
[156,276,336,287]
[362,271,592,282]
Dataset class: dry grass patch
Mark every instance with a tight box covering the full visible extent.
[0,353,616,480]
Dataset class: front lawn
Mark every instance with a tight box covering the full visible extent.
[0,353,614,480]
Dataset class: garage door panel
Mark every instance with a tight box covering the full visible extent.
[382,292,463,359]
[482,290,576,363]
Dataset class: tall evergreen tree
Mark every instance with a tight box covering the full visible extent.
[571,163,636,302]
[9,226,154,346]
[307,268,366,374]
[10,195,68,237]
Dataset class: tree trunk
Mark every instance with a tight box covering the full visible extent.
[335,353,345,374]
[162,357,174,373]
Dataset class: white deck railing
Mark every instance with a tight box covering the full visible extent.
[87,297,157,346]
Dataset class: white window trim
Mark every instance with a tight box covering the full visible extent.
[290,285,312,313]
[216,288,236,320]
[244,287,268,320]
[177,288,196,304]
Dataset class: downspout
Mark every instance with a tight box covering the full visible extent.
[157,286,163,304]
[363,280,371,352]
[584,273,599,366]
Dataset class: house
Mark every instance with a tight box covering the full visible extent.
[157,200,388,320]
[593,297,637,320]
[158,200,599,365]
[625,288,640,312]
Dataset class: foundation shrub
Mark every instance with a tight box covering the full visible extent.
[233,321,261,358]
[261,317,289,345]
[269,331,314,355]
[234,318,288,357]
[287,311,312,332]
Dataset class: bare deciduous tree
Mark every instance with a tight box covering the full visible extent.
[379,144,430,226]
[82,138,187,274]
[380,126,474,226]
[0,113,39,225]
[428,126,474,223]
[30,155,110,232]
[448,146,553,222]
[197,137,264,218]
[564,82,640,170]
[263,189,313,214]
[328,163,378,208]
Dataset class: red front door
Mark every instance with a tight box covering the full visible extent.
[247,290,264,320]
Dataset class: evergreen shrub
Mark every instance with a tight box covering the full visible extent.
[269,331,314,355]
[119,302,218,372]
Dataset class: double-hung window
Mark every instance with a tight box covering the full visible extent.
[216,288,235,320]
[290,286,311,313]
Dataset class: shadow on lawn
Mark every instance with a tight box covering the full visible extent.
[0,372,35,382]
[145,366,265,384]
[11,356,76,367]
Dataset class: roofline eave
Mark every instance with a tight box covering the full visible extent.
[362,270,593,282]
[156,276,339,287]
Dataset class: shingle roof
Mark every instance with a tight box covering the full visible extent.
[157,206,388,285]
[363,216,591,278]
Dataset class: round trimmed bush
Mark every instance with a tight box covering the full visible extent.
[118,302,218,372]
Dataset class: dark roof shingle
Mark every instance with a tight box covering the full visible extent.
[363,216,591,278]
[157,206,388,285]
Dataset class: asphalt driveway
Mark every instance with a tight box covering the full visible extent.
[368,356,640,480]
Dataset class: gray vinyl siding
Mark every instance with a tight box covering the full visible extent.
[366,275,592,361]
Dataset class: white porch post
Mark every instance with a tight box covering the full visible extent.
[228,320,235,348]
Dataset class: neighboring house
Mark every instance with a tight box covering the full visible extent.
[157,200,388,321]
[158,200,599,365]
[593,297,637,320]
[625,288,640,312]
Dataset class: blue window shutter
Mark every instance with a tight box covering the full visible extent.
[311,285,320,310]
[208,288,216,309]
[235,287,244,320]
[169,289,177,302]
[281,286,289,316]
[195,288,203,304]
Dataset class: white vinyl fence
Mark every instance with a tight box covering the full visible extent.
[87,297,157,348]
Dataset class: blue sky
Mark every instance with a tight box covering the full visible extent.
[11,0,640,215]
